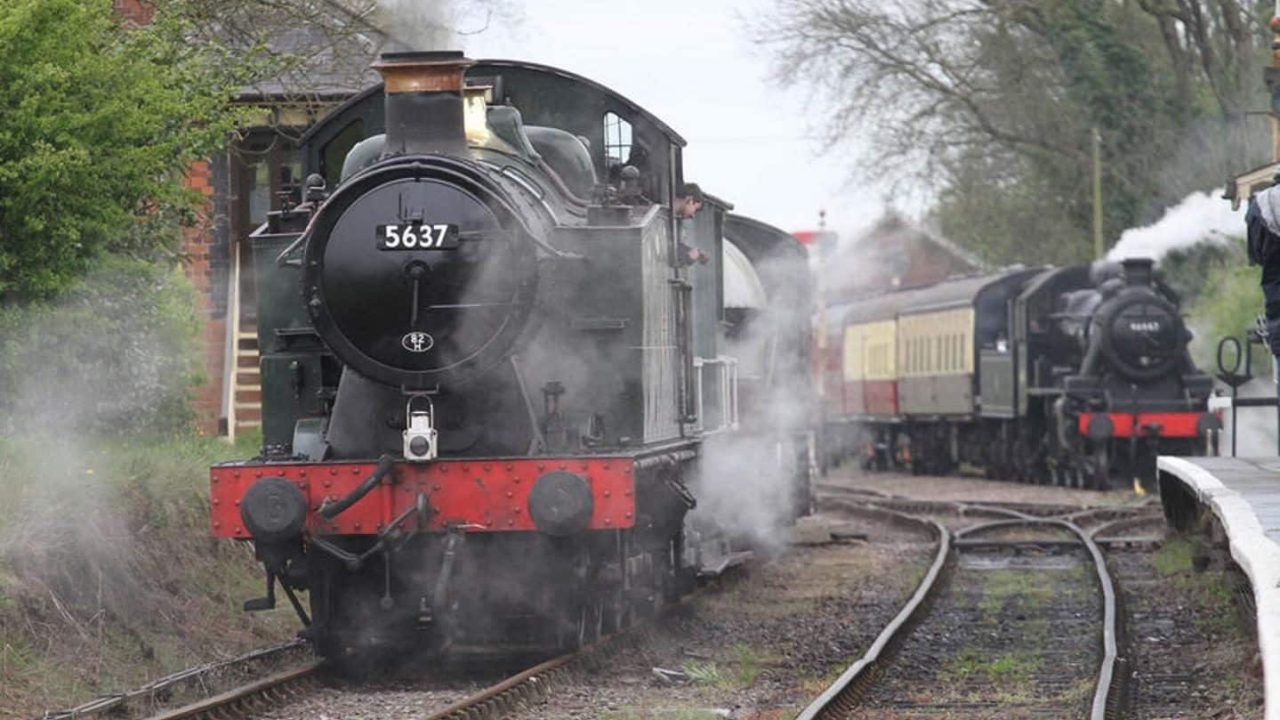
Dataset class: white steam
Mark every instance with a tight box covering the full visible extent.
[689,254,814,552]
[375,0,459,50]
[1216,376,1279,457]
[373,0,519,51]
[1107,190,1242,263]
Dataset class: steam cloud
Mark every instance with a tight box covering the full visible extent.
[1218,376,1279,457]
[1107,190,1243,263]
[689,253,813,552]
[375,0,459,51]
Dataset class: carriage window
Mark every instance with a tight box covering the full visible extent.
[603,112,632,164]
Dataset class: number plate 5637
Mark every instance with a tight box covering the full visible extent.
[377,223,460,250]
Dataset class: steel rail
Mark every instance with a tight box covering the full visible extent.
[816,481,1155,520]
[144,661,322,720]
[130,545,741,720]
[794,500,951,720]
[132,648,581,720]
[1089,512,1165,540]
[421,652,577,720]
[41,639,309,719]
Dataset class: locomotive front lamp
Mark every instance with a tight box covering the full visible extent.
[403,396,438,462]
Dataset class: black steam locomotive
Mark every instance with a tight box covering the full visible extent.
[822,258,1216,489]
[211,52,815,666]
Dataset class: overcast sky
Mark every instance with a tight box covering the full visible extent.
[463,0,883,237]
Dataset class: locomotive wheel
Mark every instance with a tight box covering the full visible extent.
[1084,447,1110,490]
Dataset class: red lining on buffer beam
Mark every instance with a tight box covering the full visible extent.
[1077,412,1203,438]
[210,458,637,539]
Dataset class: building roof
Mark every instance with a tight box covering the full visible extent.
[236,24,384,102]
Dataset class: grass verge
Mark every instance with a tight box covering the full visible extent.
[0,431,294,718]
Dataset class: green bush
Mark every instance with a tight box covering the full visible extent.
[0,0,243,300]
[0,256,201,436]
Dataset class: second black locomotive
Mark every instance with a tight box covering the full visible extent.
[822,258,1217,488]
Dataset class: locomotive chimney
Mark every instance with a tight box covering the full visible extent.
[1121,257,1154,287]
[374,50,472,157]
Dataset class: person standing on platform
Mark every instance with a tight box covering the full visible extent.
[1246,173,1280,394]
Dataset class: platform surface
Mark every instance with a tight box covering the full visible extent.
[1178,456,1280,544]
[1158,455,1280,720]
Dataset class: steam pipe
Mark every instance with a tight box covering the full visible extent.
[319,454,396,520]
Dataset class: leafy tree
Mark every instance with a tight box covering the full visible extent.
[0,256,202,435]
[766,0,1271,265]
[0,0,244,300]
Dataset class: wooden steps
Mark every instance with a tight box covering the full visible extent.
[232,324,262,430]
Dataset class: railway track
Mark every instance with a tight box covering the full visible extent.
[800,489,1141,719]
[39,640,314,720]
[50,486,1173,720]
[118,632,629,720]
[79,567,733,720]
[1096,512,1257,719]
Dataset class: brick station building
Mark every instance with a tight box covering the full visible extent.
[114,0,378,436]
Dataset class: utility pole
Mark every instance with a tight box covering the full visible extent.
[1272,4,1280,162]
[1092,127,1104,260]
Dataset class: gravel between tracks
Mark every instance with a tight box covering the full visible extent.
[253,679,485,720]
[848,543,1101,719]
[511,513,934,720]
[1112,541,1264,719]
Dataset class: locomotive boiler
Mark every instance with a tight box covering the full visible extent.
[209,52,815,667]
[823,258,1215,489]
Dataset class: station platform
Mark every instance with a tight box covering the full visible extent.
[1158,456,1280,719]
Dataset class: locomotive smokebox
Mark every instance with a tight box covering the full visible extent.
[1121,257,1154,287]
[374,50,472,156]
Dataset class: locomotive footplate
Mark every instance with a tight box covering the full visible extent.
[210,456,638,539]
